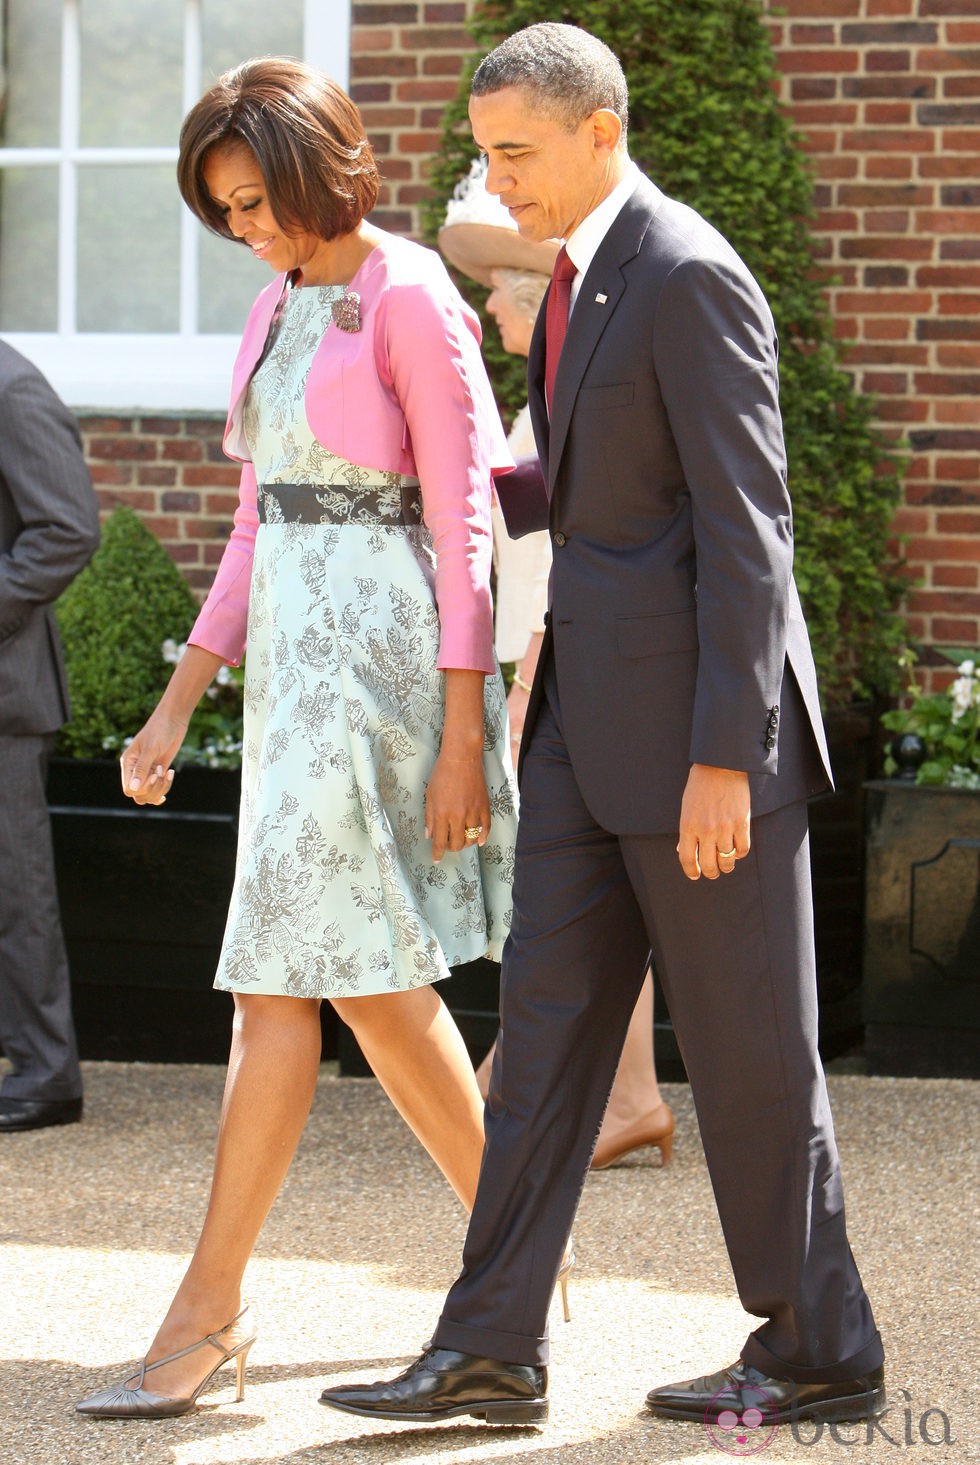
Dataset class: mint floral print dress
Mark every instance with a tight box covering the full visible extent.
[212,283,517,999]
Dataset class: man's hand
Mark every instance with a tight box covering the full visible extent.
[677,764,751,880]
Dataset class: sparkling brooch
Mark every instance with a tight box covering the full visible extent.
[331,289,361,333]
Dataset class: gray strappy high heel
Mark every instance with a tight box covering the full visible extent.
[76,1305,257,1419]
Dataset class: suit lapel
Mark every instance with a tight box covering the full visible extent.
[546,176,663,487]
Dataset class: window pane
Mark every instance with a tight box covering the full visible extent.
[0,168,58,330]
[79,0,183,147]
[77,166,179,331]
[203,0,303,84]
[1,0,63,146]
[198,229,267,334]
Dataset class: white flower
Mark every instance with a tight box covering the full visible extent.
[162,638,187,665]
[958,659,975,676]
[949,669,980,723]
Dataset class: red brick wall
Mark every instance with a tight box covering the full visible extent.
[88,1,979,687]
[81,414,237,598]
[351,0,470,234]
[762,0,980,687]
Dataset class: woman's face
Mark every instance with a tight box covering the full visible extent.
[486,271,535,358]
[202,143,333,283]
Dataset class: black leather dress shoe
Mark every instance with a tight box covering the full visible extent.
[319,1348,548,1425]
[0,1096,83,1133]
[646,1359,885,1425]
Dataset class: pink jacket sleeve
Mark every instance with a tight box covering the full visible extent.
[382,275,499,674]
[187,460,257,665]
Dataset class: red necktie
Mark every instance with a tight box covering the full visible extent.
[545,246,578,412]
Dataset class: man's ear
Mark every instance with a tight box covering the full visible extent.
[590,107,623,157]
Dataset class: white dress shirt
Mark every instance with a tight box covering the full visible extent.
[565,160,642,315]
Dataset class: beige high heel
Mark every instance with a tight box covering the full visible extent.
[76,1306,257,1419]
[590,1101,675,1170]
[556,1245,575,1323]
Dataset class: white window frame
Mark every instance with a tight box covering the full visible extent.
[1,0,350,412]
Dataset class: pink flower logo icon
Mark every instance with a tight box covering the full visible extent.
[704,1382,778,1455]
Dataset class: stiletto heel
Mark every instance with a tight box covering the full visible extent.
[234,1340,253,1402]
[76,1305,257,1419]
[590,1101,675,1170]
[421,1248,575,1352]
[556,1246,575,1323]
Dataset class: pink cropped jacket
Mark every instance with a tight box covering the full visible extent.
[189,230,512,673]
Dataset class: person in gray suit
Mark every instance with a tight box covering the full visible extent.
[321,23,885,1432]
[0,340,99,1132]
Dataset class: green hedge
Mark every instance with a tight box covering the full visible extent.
[54,506,199,759]
[423,0,907,710]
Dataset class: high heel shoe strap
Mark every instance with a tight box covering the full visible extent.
[139,1305,255,1382]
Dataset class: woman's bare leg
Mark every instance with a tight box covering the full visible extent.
[333,985,486,1212]
[599,969,662,1134]
[131,993,323,1397]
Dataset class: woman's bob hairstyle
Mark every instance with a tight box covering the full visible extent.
[178,57,380,244]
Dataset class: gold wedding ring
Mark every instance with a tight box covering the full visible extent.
[464,825,484,841]
[718,848,736,859]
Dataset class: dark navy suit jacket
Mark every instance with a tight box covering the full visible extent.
[516,172,831,834]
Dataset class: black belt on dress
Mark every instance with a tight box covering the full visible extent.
[257,480,423,527]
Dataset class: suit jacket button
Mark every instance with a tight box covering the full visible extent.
[553,531,567,547]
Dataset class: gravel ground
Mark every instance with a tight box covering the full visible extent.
[0,1064,976,1465]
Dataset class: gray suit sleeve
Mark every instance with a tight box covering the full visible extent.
[0,368,100,641]
[653,253,794,774]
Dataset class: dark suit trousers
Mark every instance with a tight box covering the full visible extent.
[433,666,882,1381]
[0,734,81,1101]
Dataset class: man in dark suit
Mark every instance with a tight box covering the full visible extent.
[0,340,99,1132]
[321,23,885,1430]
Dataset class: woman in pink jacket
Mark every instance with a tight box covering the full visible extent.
[79,58,517,1419]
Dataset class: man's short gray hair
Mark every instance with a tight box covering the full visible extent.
[472,23,629,138]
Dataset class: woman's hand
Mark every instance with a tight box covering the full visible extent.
[425,751,490,862]
[119,643,227,806]
[427,668,490,860]
[120,706,187,805]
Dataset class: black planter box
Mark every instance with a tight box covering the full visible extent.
[47,714,880,1077]
[862,779,980,1078]
[49,758,243,1062]
[807,704,879,1062]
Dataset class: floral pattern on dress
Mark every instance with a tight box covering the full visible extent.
[215,283,517,998]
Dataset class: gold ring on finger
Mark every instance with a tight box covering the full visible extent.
[464,825,483,841]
